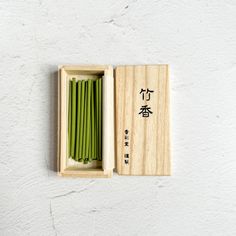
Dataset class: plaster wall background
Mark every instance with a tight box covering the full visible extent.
[0,1,236,235]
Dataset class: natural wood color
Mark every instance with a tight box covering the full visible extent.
[58,65,114,178]
[61,65,111,71]
[102,66,115,170]
[60,68,67,173]
[114,66,125,173]
[60,169,113,178]
[115,65,171,176]
[58,64,170,177]
[57,66,61,173]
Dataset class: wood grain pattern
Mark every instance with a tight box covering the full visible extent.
[58,65,114,178]
[59,169,113,178]
[115,65,171,176]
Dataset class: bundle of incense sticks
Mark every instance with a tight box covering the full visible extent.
[68,77,102,164]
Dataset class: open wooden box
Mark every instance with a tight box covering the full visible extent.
[58,65,170,178]
[58,66,114,177]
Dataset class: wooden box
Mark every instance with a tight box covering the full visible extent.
[58,65,170,177]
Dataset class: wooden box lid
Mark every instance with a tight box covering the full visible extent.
[115,65,171,176]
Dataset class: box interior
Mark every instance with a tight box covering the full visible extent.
[65,68,104,172]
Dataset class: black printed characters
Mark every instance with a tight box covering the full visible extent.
[139,88,154,118]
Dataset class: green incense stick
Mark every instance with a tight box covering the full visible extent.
[101,78,103,160]
[83,81,88,163]
[79,80,85,161]
[86,80,92,162]
[67,77,103,163]
[98,78,102,161]
[96,79,99,160]
[70,78,76,158]
[91,80,95,160]
[75,81,81,161]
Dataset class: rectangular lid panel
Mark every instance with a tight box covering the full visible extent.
[115,65,171,176]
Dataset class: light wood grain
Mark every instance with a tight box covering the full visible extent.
[103,66,115,170]
[60,68,67,173]
[60,169,113,178]
[58,65,114,178]
[115,65,171,176]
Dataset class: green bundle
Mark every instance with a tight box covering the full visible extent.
[68,77,102,163]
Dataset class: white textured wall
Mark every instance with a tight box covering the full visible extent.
[1,0,236,235]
